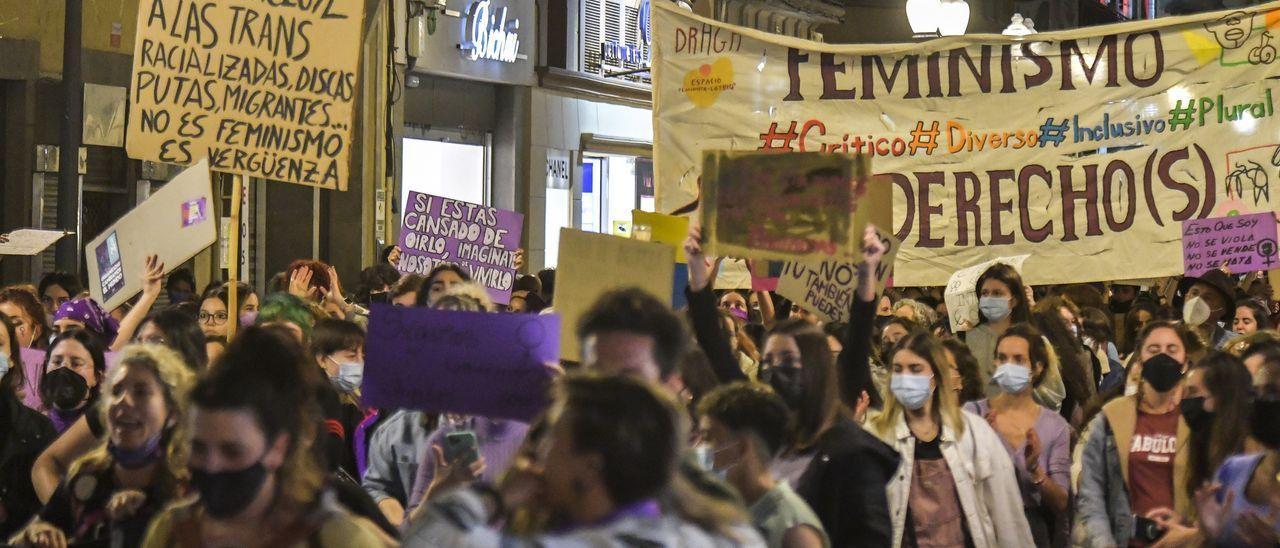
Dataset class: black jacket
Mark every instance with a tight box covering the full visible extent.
[0,391,56,538]
[687,286,899,547]
[794,417,899,548]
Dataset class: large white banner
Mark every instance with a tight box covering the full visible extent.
[653,2,1280,285]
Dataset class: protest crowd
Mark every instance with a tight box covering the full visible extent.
[0,216,1278,548]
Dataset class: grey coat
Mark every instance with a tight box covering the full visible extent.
[1073,413,1133,547]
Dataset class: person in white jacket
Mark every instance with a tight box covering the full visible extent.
[402,374,765,547]
[867,330,1035,548]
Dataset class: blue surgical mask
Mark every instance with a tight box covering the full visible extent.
[0,353,9,378]
[993,363,1031,394]
[330,360,363,393]
[979,296,1012,322]
[890,373,934,410]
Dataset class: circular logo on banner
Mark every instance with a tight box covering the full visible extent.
[639,0,652,46]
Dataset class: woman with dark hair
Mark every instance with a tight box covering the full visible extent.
[1077,320,1196,547]
[140,327,390,546]
[390,274,426,307]
[965,264,1034,395]
[404,374,765,545]
[1081,306,1128,394]
[135,309,208,371]
[964,324,1072,547]
[0,287,52,350]
[1028,310,1091,421]
[198,282,259,341]
[941,338,985,405]
[879,316,919,348]
[1141,351,1256,545]
[39,329,107,433]
[354,264,400,306]
[0,316,54,538]
[13,345,195,548]
[684,222,899,547]
[37,272,83,319]
[1233,299,1273,335]
[413,264,471,308]
[1121,298,1165,358]
[868,331,1034,547]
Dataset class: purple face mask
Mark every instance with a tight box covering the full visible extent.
[240,311,258,327]
[729,307,749,321]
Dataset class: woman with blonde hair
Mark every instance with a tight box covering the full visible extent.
[12,345,195,547]
[867,331,1034,547]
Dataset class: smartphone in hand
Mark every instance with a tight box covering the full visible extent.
[444,430,479,466]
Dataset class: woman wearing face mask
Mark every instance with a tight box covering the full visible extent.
[28,307,208,509]
[1139,351,1256,546]
[311,318,366,477]
[140,326,391,547]
[1,287,52,350]
[1076,320,1195,548]
[684,223,899,547]
[13,345,194,548]
[866,331,1034,548]
[1176,271,1239,350]
[39,329,107,434]
[1191,359,1280,547]
[964,265,1033,388]
[963,325,1071,547]
[198,282,260,340]
[0,317,55,539]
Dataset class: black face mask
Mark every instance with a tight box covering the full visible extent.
[1179,396,1214,432]
[1141,354,1184,393]
[190,461,269,519]
[765,365,806,410]
[368,291,390,305]
[875,316,894,330]
[42,367,89,411]
[1250,396,1280,449]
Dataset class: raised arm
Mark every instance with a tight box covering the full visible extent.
[112,255,164,350]
[837,226,885,409]
[684,218,747,384]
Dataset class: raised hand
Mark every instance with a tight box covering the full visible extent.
[685,217,716,292]
[140,255,165,300]
[288,267,317,300]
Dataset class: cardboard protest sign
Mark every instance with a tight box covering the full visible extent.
[396,192,523,305]
[652,2,1280,285]
[632,210,690,263]
[1182,213,1280,277]
[362,305,559,421]
[750,261,782,292]
[125,0,364,190]
[85,160,217,312]
[555,229,676,362]
[713,258,752,290]
[701,151,885,263]
[944,255,1031,332]
[777,228,900,323]
[0,230,71,256]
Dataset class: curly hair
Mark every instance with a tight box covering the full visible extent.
[68,344,196,501]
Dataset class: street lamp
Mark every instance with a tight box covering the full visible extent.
[906,0,970,37]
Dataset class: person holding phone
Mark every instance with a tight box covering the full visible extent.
[406,415,529,510]
[1076,321,1196,547]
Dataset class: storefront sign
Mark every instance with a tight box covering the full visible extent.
[651,2,1280,285]
[462,0,522,63]
[601,0,651,65]
[546,149,570,189]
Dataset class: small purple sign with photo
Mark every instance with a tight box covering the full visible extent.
[181,197,208,228]
[1182,212,1280,277]
[396,192,524,305]
[95,232,125,303]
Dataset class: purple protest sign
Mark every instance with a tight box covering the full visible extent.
[362,305,559,421]
[397,192,523,305]
[1182,212,1280,277]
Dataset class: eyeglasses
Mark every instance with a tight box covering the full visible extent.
[138,335,167,345]
[198,311,229,325]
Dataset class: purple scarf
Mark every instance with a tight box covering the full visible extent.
[55,298,119,343]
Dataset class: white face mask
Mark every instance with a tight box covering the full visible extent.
[1183,296,1210,327]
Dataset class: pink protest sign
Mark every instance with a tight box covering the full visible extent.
[1182,213,1280,278]
[396,192,524,305]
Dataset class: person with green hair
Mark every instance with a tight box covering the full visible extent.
[255,293,321,344]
